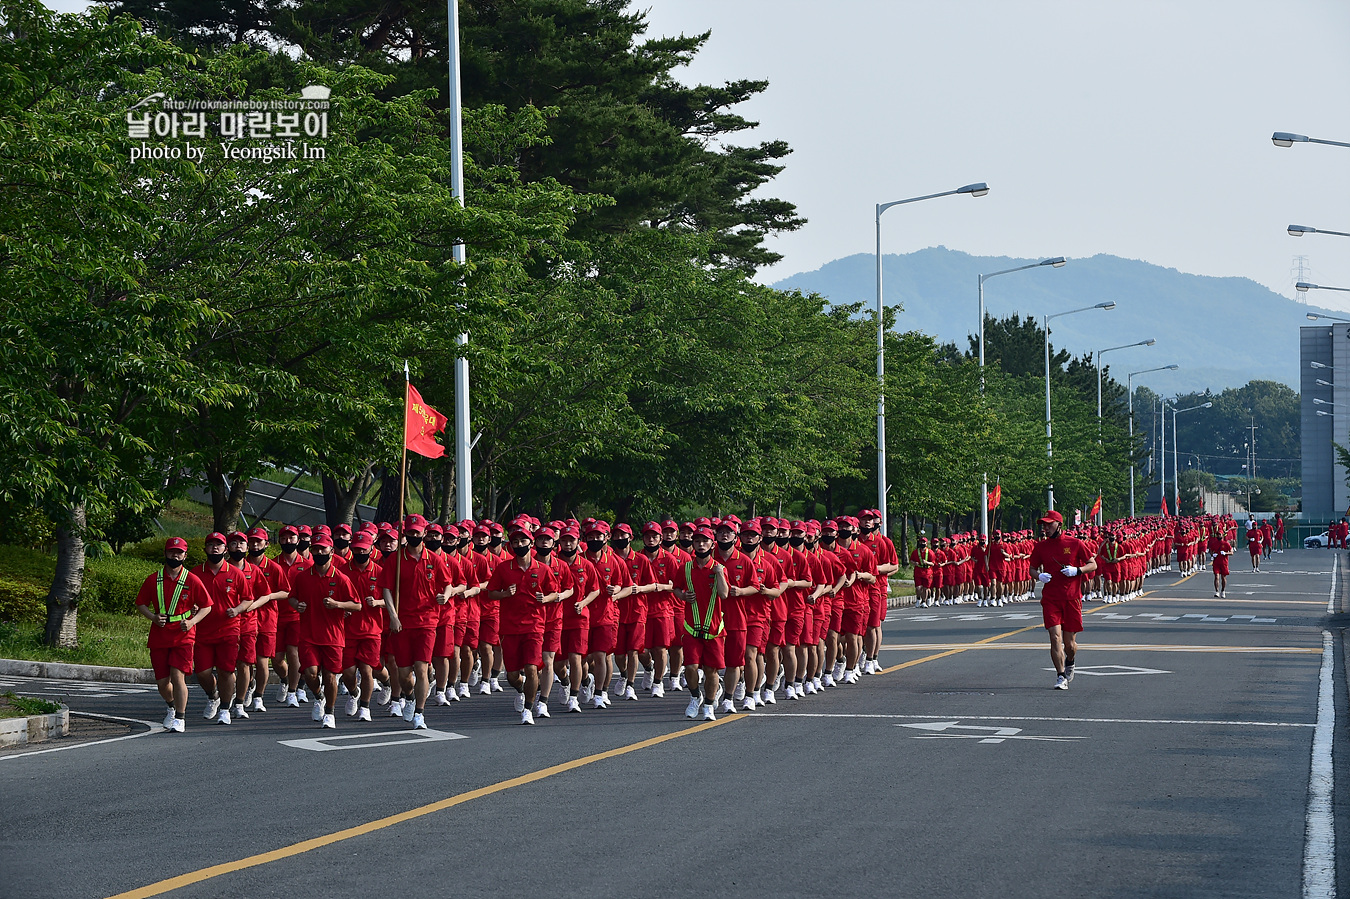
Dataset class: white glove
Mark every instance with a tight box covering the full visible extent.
[1037,572,1052,584]
[1060,566,1079,577]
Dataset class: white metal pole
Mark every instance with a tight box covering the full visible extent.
[448,0,472,520]
[875,206,887,537]
[1045,314,1054,511]
[1128,373,1135,518]
[1160,399,1166,515]
[1172,407,1179,514]
[979,274,987,537]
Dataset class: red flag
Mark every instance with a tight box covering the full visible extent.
[1160,495,1170,517]
[1090,495,1101,518]
[404,384,448,459]
[988,483,1002,511]
[1198,494,1205,511]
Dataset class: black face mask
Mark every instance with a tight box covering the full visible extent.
[281,542,299,555]
[586,539,607,553]
[805,539,818,549]
[679,538,693,549]
[822,536,836,546]
[695,547,713,560]
[248,547,266,557]
[406,535,423,548]
[560,547,578,561]
[205,549,225,563]
[164,557,183,570]
[511,544,531,558]
[662,538,676,549]
[297,539,311,553]
[227,549,246,562]
[611,537,631,550]
[352,552,371,566]
[716,538,735,552]
[489,535,504,548]
[425,539,443,552]
[789,536,805,547]
[335,538,351,550]
[739,537,758,552]
[535,544,553,559]
[311,552,332,569]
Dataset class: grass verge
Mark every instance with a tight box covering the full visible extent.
[0,691,63,717]
[0,612,150,669]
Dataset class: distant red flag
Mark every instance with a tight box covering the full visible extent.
[1090,495,1102,518]
[404,384,448,459]
[988,483,1002,511]
[1198,494,1205,511]
[1160,495,1170,517]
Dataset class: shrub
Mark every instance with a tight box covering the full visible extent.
[84,555,160,616]
[124,536,207,569]
[0,545,55,624]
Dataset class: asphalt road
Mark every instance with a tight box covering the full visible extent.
[1,548,1346,899]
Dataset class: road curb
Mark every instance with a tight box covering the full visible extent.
[0,658,156,685]
[0,706,70,748]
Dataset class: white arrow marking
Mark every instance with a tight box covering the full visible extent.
[896,720,1085,744]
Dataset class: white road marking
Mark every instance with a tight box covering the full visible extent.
[0,712,158,761]
[897,720,1086,744]
[757,713,1314,727]
[1040,665,1171,676]
[1302,629,1335,899]
[279,728,468,752]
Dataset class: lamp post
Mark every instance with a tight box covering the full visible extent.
[1127,364,1178,517]
[1171,401,1212,514]
[1044,302,1116,510]
[1272,131,1350,149]
[1096,339,1155,428]
[1302,288,1350,301]
[875,181,988,536]
[976,256,1066,536]
[1290,224,1350,239]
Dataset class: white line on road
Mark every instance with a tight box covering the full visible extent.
[1301,629,1335,899]
[278,728,468,752]
[0,711,158,761]
[754,713,1315,728]
[1327,554,1338,616]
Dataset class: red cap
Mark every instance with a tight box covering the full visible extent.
[726,515,742,525]
[741,519,762,535]
[695,517,712,528]
[714,520,739,533]
[311,533,334,549]
[789,521,806,532]
[643,521,662,535]
[352,533,374,550]
[248,526,269,540]
[681,521,696,532]
[537,526,559,540]
[1039,510,1064,524]
[378,522,397,534]
[444,525,461,538]
[427,523,444,537]
[694,526,716,540]
[227,530,248,544]
[821,521,838,533]
[662,519,679,530]
[298,525,313,538]
[585,520,610,535]
[489,522,505,534]
[205,532,227,546]
[560,527,581,539]
[335,523,352,536]
[280,525,299,538]
[403,513,428,533]
[315,525,332,537]
[165,537,188,551]
[615,523,634,537]
[474,524,492,537]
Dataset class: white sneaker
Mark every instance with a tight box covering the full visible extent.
[216,709,231,725]
[232,703,249,720]
[534,701,550,718]
[285,692,300,708]
[244,684,256,705]
[170,717,185,733]
[742,697,756,712]
[685,696,702,718]
[357,707,372,722]
[521,709,535,725]
[457,683,470,700]
[702,704,717,721]
[1065,663,1075,683]
[337,682,348,695]
[652,682,665,698]
[311,699,324,722]
[251,697,266,713]
[733,683,746,702]
[804,681,817,696]
[412,712,427,729]
[762,689,776,706]
[592,695,606,710]
[785,684,797,700]
[203,697,220,720]
[678,673,688,691]
[1221,591,1227,598]
[580,674,595,704]
[297,688,309,703]
[598,691,611,708]
[720,699,735,714]
[469,661,482,686]
[567,697,582,713]
[1215,590,1220,597]
[515,692,526,713]
[389,698,405,717]
[1054,675,1069,690]
[277,683,290,703]
[832,662,845,680]
[640,671,653,691]
[403,700,416,723]
[491,678,504,693]
[376,685,392,706]
[321,713,336,729]
[479,681,493,696]
[162,708,177,729]
[435,690,449,707]
[823,674,836,688]
[624,685,638,701]
[344,696,359,717]
[447,686,461,702]
[812,677,823,692]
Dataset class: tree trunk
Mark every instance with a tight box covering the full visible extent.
[613,495,636,525]
[205,456,249,533]
[898,512,909,560]
[439,457,454,524]
[323,464,376,529]
[374,465,403,524]
[419,469,436,521]
[44,502,86,648]
[549,488,577,523]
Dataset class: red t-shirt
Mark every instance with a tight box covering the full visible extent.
[615,549,654,623]
[540,553,574,631]
[644,547,682,616]
[190,561,254,642]
[839,541,877,611]
[135,568,213,649]
[292,562,359,647]
[716,548,760,630]
[344,558,385,639]
[742,548,782,618]
[585,547,634,628]
[375,548,452,630]
[274,553,310,625]
[1029,534,1094,602]
[674,555,725,637]
[250,555,290,632]
[563,553,601,630]
[485,555,558,636]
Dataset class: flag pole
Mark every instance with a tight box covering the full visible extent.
[395,361,409,617]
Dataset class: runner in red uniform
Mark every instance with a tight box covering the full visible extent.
[244,526,289,713]
[272,525,310,707]
[340,531,385,721]
[557,527,600,712]
[674,526,730,721]
[135,538,213,732]
[484,528,561,725]
[583,521,633,708]
[532,525,575,718]
[377,514,454,729]
[191,532,255,725]
[1028,511,1097,690]
[291,533,361,728]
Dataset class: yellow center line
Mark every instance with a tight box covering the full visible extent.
[108,717,735,899]
[880,642,1320,653]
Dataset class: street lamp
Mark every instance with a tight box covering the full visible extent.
[1044,301,1116,510]
[1300,285,1350,297]
[1290,224,1350,239]
[1127,364,1178,517]
[1272,131,1350,149]
[1312,361,1334,369]
[976,255,1066,536]
[875,181,989,536]
[1171,401,1212,514]
[1096,339,1155,424]
[1317,379,1334,387]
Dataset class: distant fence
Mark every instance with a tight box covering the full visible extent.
[188,478,378,528]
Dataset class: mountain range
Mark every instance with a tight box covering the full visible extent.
[771,247,1324,394]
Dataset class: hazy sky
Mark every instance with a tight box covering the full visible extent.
[45,0,1350,306]
[637,1,1350,305]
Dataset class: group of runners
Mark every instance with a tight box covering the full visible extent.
[136,509,902,729]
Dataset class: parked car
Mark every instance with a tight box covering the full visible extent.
[1305,531,1332,548]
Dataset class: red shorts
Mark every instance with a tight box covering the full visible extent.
[1041,596,1084,632]
[279,621,302,649]
[988,566,1006,583]
[644,614,676,651]
[434,623,455,659]
[500,632,544,671]
[460,615,480,650]
[913,569,931,588]
[813,601,831,643]
[342,636,382,670]
[724,628,748,665]
[194,639,239,674]
[543,621,562,655]
[298,640,317,670]
[305,643,343,673]
[841,608,867,637]
[587,622,618,655]
[746,623,768,654]
[1213,556,1230,576]
[868,594,886,629]
[396,626,436,667]
[381,630,397,661]
[236,631,258,666]
[829,602,845,634]
[478,610,500,647]
[253,630,276,660]
[681,633,725,670]
[617,620,646,654]
[767,617,787,647]
[561,627,589,658]
[150,645,194,680]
